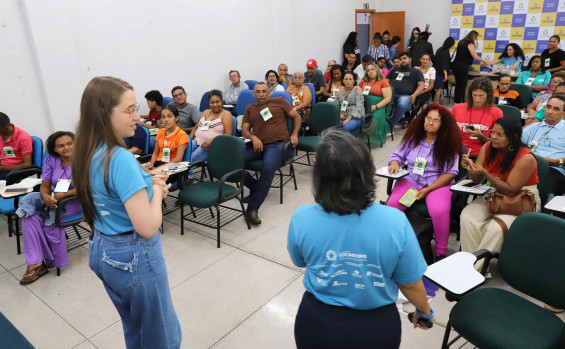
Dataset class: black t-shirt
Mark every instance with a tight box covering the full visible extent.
[303,72,327,92]
[541,48,565,70]
[454,41,474,66]
[386,67,425,95]
[123,125,147,152]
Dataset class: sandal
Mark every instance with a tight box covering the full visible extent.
[19,262,49,285]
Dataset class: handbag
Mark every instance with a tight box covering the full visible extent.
[485,189,536,237]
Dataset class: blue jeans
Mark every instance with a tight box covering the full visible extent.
[340,118,362,132]
[190,139,209,163]
[391,94,412,128]
[244,141,287,212]
[89,231,182,349]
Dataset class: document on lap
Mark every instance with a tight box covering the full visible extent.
[375,166,409,179]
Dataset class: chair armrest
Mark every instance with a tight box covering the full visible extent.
[424,251,486,300]
[360,113,373,133]
[55,195,81,227]
[218,168,245,202]
[473,249,500,276]
[6,166,43,185]
[385,164,407,196]
[137,154,152,164]
[282,141,295,166]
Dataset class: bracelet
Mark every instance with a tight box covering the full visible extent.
[415,306,434,320]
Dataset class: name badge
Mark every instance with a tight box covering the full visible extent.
[413,157,427,176]
[260,107,273,121]
[3,147,15,158]
[363,86,371,95]
[545,58,551,67]
[399,188,419,207]
[528,140,538,152]
[200,120,211,130]
[525,77,535,86]
[396,73,405,81]
[54,179,71,193]
[162,147,171,162]
[292,96,300,106]
[340,100,349,112]
[498,98,507,105]
[333,88,339,96]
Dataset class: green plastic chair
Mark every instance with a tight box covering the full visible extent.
[351,97,374,151]
[496,104,522,125]
[295,102,340,166]
[509,84,533,109]
[178,135,250,248]
[444,213,565,349]
[534,155,549,207]
[245,116,297,204]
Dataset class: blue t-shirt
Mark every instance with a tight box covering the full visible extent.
[287,203,427,310]
[90,145,153,235]
[123,124,147,153]
[500,56,523,72]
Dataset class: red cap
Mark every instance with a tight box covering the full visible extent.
[306,59,318,67]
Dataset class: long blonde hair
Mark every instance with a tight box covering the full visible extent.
[72,76,133,228]
[362,63,384,82]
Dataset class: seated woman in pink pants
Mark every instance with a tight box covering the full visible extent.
[387,103,462,261]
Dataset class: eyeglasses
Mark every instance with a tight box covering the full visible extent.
[551,80,563,85]
[424,116,440,125]
[491,130,506,138]
[173,92,185,98]
[112,104,140,118]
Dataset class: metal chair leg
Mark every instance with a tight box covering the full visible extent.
[180,202,184,235]
[279,169,283,204]
[239,199,251,230]
[291,164,297,190]
[441,321,452,349]
[57,268,61,276]
[215,205,221,248]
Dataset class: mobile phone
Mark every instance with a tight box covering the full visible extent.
[466,125,475,130]
[168,163,178,170]
[5,188,27,193]
[462,181,480,188]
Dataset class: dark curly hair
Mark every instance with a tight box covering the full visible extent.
[265,70,279,82]
[400,103,462,172]
[466,76,494,110]
[144,90,163,107]
[526,55,545,73]
[485,116,525,174]
[46,131,75,157]
[314,128,376,216]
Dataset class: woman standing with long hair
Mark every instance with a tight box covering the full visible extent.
[452,31,492,103]
[433,37,455,104]
[73,76,181,348]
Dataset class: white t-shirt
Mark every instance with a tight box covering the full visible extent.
[353,65,366,84]
[417,66,436,89]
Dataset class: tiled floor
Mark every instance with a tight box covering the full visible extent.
[2,100,564,348]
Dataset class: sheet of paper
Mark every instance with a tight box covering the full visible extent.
[451,180,493,195]
[17,178,43,188]
[376,166,409,178]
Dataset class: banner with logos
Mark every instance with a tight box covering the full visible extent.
[450,0,565,71]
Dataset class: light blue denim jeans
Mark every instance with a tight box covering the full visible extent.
[89,230,181,348]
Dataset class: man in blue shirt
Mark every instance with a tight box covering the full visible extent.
[123,124,147,155]
[522,94,565,195]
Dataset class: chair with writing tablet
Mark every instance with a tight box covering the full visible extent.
[199,91,210,113]
[244,80,257,91]
[431,213,565,349]
[162,97,174,107]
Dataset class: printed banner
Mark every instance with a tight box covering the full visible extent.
[450,0,563,71]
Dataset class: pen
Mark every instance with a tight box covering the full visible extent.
[467,147,472,156]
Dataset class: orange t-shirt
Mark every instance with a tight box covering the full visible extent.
[155,127,189,161]
[358,79,391,97]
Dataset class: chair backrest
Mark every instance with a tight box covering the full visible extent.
[232,116,237,136]
[498,212,565,309]
[457,144,468,181]
[316,69,323,75]
[207,135,245,181]
[199,91,210,112]
[535,155,549,206]
[496,104,522,125]
[183,134,192,162]
[235,90,256,116]
[245,80,257,90]
[140,127,150,154]
[509,84,533,108]
[270,91,292,105]
[309,102,340,134]
[363,96,372,115]
[32,136,43,167]
[304,83,316,107]
[162,97,174,107]
[281,82,288,90]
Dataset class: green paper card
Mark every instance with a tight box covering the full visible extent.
[399,188,419,207]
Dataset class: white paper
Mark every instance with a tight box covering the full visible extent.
[376,166,410,178]
[451,180,493,195]
[17,178,42,188]
[544,196,565,213]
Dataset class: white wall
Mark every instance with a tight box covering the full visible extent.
[1,0,450,141]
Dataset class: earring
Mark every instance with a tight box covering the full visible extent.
[509,145,514,152]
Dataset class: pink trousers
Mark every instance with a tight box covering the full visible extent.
[387,178,453,256]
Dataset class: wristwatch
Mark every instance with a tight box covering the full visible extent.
[559,158,564,167]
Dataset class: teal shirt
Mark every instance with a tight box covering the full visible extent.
[516,70,551,100]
